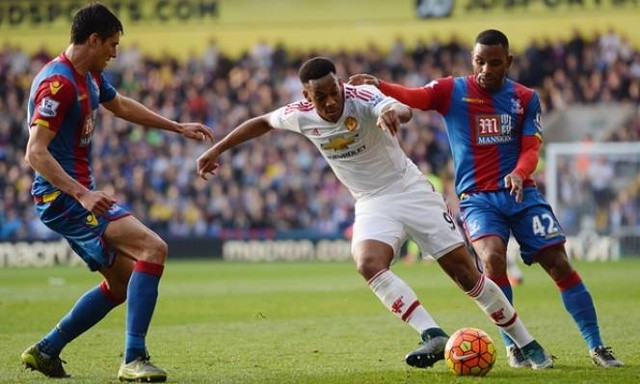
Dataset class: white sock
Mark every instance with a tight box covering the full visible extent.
[368,269,439,334]
[466,275,534,348]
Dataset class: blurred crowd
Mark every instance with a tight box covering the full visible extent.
[553,133,640,237]
[1,30,640,241]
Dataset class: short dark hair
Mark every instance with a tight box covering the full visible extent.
[298,57,336,84]
[71,3,123,44]
[475,29,509,50]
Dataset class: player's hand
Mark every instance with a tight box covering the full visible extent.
[178,122,214,143]
[348,74,380,87]
[377,109,401,136]
[77,190,116,216]
[197,147,221,180]
[504,172,524,203]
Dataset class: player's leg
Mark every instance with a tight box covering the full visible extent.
[355,239,438,331]
[436,245,552,369]
[534,245,623,367]
[25,256,130,362]
[405,183,518,369]
[513,188,622,367]
[105,215,168,382]
[351,196,447,368]
[411,190,550,368]
[22,264,127,379]
[460,192,529,367]
[470,236,529,367]
[353,239,441,333]
[353,239,448,368]
[22,195,128,378]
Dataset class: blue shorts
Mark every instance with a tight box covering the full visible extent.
[459,187,565,265]
[34,191,131,271]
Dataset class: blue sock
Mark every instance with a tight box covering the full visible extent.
[558,272,602,350]
[488,275,516,348]
[125,260,164,363]
[37,283,121,356]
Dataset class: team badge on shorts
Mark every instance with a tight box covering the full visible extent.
[345,116,358,131]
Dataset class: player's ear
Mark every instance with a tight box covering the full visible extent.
[302,89,311,102]
[88,33,101,47]
[506,54,514,69]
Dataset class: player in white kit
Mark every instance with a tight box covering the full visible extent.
[196,57,552,369]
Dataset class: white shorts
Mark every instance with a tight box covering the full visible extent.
[351,175,464,261]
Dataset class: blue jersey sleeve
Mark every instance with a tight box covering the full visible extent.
[523,92,543,140]
[98,73,117,103]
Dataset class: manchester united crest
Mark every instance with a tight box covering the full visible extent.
[345,116,358,131]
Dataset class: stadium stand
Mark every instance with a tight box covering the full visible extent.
[1,32,639,241]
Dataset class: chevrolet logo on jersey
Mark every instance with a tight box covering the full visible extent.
[322,135,357,151]
[86,213,99,226]
[49,81,63,95]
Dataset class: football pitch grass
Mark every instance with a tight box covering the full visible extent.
[1,258,638,383]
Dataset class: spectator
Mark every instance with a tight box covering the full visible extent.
[2,31,639,241]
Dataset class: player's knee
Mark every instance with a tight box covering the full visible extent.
[460,269,483,292]
[480,251,507,275]
[140,235,168,265]
[539,246,572,280]
[436,247,482,290]
[355,254,387,281]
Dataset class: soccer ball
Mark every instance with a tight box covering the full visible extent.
[444,327,497,376]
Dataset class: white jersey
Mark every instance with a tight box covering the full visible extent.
[268,84,423,200]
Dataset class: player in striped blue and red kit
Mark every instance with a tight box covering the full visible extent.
[350,29,622,368]
[21,4,213,382]
[198,56,553,371]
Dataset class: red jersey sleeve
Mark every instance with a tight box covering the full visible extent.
[378,77,453,114]
[31,75,75,133]
[513,135,541,180]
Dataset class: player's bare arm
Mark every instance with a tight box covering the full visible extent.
[102,93,214,142]
[378,103,412,136]
[197,114,273,180]
[506,135,541,203]
[348,73,380,87]
[503,172,524,203]
[25,124,116,215]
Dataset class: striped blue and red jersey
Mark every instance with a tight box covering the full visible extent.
[27,53,117,196]
[380,75,543,196]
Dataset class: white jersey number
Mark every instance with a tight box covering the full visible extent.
[532,214,558,237]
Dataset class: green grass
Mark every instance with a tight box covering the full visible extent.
[0,259,638,383]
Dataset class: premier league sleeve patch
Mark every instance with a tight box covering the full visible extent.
[38,97,61,117]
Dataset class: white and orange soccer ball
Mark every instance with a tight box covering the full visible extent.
[444,327,497,376]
